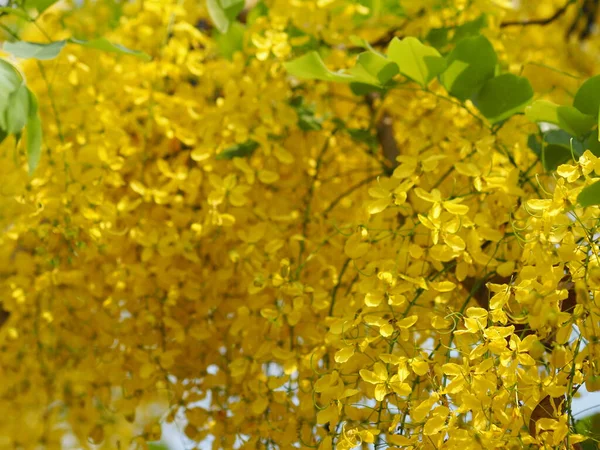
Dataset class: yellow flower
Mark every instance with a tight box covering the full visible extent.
[359,362,411,401]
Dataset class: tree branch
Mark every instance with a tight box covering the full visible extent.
[567,0,599,40]
[365,93,399,172]
[500,1,574,28]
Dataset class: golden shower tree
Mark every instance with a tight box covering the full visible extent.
[1,0,600,448]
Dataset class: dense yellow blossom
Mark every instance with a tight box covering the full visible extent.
[1,0,600,449]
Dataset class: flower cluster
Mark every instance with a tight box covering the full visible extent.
[0,0,599,449]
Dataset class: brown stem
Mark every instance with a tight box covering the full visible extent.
[567,0,599,40]
[462,270,579,352]
[376,112,399,166]
[365,93,399,171]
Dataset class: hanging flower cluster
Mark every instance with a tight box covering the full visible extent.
[0,0,599,449]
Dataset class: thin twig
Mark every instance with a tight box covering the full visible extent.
[348,8,426,50]
[323,173,382,217]
[500,0,575,28]
[295,127,341,278]
[329,258,351,317]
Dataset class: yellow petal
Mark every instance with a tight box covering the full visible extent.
[367,197,391,214]
[380,323,394,337]
[368,186,390,199]
[455,162,481,177]
[411,360,429,376]
[397,315,418,329]
[424,415,446,435]
[443,201,469,215]
[390,381,412,397]
[316,403,338,424]
[430,281,456,292]
[374,383,389,401]
[359,369,381,384]
[344,233,370,259]
[365,292,384,307]
[414,187,441,203]
[258,170,280,184]
[334,346,355,363]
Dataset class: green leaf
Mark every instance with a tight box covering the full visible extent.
[425,15,487,50]
[206,0,245,34]
[573,74,600,117]
[349,82,386,96]
[575,411,600,437]
[24,0,58,13]
[347,128,377,150]
[298,115,322,131]
[453,15,487,43]
[26,88,42,175]
[387,37,445,87]
[580,439,599,450]
[585,129,600,156]
[286,26,319,52]
[543,144,573,171]
[147,442,169,450]
[530,130,583,171]
[440,35,497,101]
[349,35,371,50]
[3,40,66,60]
[473,74,533,123]
[0,59,23,135]
[578,180,600,207]
[284,51,354,83]
[213,22,245,59]
[527,133,542,157]
[379,0,405,17]
[215,140,259,160]
[3,84,30,134]
[425,28,449,49]
[0,59,24,93]
[290,97,323,131]
[349,51,398,86]
[545,129,584,154]
[105,0,124,29]
[0,7,33,20]
[525,100,596,137]
[246,1,268,25]
[0,59,23,129]
[69,38,151,61]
